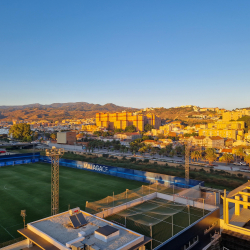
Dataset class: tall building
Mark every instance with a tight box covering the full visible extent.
[96,112,161,131]
[222,109,250,121]
[57,131,76,145]
[199,120,246,140]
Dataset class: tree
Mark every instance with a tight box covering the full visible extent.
[169,149,176,157]
[9,123,32,141]
[191,151,202,162]
[175,145,184,155]
[33,131,39,140]
[237,115,250,133]
[159,148,166,157]
[219,153,234,165]
[93,131,102,137]
[205,148,217,166]
[144,124,154,132]
[125,125,137,132]
[50,133,56,140]
[165,144,173,155]
[150,147,158,157]
[244,155,250,167]
[235,147,245,162]
[114,128,124,133]
[139,146,147,155]
[45,133,51,140]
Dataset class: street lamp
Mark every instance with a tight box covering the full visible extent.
[20,210,26,228]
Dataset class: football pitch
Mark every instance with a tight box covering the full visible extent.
[0,162,145,243]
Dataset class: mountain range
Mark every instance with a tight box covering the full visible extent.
[0,102,137,122]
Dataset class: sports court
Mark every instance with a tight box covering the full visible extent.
[86,183,215,249]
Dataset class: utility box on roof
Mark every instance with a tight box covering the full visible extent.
[94,225,120,243]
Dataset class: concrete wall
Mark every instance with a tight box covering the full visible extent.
[156,192,216,212]
[48,143,83,151]
[0,240,29,250]
[95,193,157,218]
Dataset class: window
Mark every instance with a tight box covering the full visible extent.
[181,236,199,250]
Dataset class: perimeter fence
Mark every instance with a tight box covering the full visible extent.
[86,183,217,249]
[40,156,204,188]
[0,153,40,167]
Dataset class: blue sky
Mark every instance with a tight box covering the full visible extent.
[0,1,249,109]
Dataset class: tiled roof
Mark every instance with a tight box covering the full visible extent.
[209,136,223,140]
[193,136,206,140]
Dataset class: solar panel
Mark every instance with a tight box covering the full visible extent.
[76,213,88,226]
[70,215,81,228]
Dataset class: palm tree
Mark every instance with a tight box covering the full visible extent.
[159,148,165,157]
[205,148,217,166]
[191,151,202,162]
[165,144,173,155]
[169,149,176,157]
[150,147,157,157]
[219,153,234,165]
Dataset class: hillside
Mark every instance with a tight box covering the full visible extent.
[143,107,218,125]
[0,102,137,122]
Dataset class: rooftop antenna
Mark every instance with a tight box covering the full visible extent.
[46,146,64,215]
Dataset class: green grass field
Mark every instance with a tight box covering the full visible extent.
[0,163,145,243]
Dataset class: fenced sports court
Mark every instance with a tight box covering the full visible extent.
[86,183,217,249]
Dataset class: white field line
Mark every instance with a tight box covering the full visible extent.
[0,224,15,238]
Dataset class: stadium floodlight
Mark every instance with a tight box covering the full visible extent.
[20,210,26,228]
[46,147,64,215]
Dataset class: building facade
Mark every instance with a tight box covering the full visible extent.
[57,132,76,145]
[96,112,161,131]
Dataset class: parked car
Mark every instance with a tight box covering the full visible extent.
[239,162,247,166]
[233,162,241,166]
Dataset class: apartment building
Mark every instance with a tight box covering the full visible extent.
[96,112,161,131]
[208,120,245,130]
[199,128,238,140]
[222,109,250,121]
[189,136,224,148]
[114,132,142,140]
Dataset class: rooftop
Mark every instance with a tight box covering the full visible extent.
[25,210,145,250]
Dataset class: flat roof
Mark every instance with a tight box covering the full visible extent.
[230,208,250,227]
[28,210,143,250]
[18,228,60,250]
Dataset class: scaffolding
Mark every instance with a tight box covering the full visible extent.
[46,147,64,215]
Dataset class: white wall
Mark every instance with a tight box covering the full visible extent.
[95,193,157,218]
[0,240,29,250]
